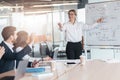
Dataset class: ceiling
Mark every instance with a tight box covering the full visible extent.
[0,0,79,5]
[0,0,79,13]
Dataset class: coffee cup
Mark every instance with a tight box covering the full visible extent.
[80,55,86,65]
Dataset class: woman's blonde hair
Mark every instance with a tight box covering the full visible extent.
[14,31,28,49]
[68,9,77,16]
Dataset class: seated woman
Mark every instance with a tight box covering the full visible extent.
[0,46,5,59]
[14,31,52,67]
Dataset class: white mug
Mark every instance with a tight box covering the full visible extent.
[80,55,86,65]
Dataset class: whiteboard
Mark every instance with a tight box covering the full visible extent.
[85,1,120,46]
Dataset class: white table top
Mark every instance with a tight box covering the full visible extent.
[20,59,120,80]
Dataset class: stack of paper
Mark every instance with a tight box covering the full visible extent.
[26,67,45,73]
[26,66,51,73]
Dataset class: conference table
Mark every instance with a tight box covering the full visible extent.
[20,59,120,80]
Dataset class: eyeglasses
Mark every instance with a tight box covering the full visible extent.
[69,13,75,15]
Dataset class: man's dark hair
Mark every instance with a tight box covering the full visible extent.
[2,26,16,41]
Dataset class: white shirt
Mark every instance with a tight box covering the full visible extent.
[4,41,14,52]
[4,41,15,69]
[16,47,40,62]
[61,21,98,42]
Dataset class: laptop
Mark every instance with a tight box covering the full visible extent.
[14,60,29,80]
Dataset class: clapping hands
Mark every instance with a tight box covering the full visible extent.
[0,46,5,59]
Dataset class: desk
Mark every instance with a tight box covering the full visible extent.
[20,60,120,80]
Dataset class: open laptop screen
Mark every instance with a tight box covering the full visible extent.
[14,60,29,80]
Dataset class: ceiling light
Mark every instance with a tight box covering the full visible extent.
[0,6,23,9]
[32,2,78,7]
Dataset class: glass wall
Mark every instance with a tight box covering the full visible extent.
[0,3,78,57]
[0,8,11,42]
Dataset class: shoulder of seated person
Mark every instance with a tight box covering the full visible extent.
[16,47,23,52]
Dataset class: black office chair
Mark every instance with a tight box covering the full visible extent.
[39,42,54,59]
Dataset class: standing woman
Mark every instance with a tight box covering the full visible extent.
[58,9,103,59]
